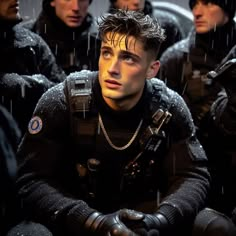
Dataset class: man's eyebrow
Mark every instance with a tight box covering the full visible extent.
[120,50,141,60]
[101,46,112,50]
[101,46,141,60]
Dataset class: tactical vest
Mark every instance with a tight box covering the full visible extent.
[65,70,172,153]
[65,70,172,208]
[181,51,222,127]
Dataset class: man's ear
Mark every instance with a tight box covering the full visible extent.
[50,0,55,7]
[146,60,160,79]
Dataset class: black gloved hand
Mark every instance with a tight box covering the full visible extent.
[120,210,169,236]
[207,58,236,102]
[84,209,143,236]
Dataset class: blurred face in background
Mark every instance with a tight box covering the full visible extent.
[50,0,90,28]
[191,1,229,33]
[113,0,145,11]
[0,0,20,21]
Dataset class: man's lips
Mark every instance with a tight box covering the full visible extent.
[105,79,122,88]
[195,21,206,25]
[68,16,82,22]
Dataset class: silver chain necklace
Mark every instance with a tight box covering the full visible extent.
[98,113,143,151]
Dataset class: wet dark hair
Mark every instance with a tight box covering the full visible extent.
[189,0,211,9]
[98,9,165,59]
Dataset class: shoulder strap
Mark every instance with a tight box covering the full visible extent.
[65,70,98,152]
[147,78,172,123]
[139,79,172,152]
[65,70,98,116]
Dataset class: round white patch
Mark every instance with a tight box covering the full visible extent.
[28,116,43,134]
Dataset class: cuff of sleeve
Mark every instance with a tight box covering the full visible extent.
[157,203,183,226]
[66,201,96,235]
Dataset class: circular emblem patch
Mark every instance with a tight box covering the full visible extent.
[28,116,43,134]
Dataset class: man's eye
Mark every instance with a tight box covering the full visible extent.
[124,56,134,63]
[102,51,111,58]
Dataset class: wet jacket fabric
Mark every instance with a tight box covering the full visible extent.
[0,105,21,234]
[0,20,66,134]
[0,105,20,200]
[109,0,185,58]
[205,47,236,217]
[16,71,210,235]
[22,10,101,75]
[206,91,236,217]
[159,20,236,136]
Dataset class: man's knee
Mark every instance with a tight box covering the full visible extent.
[192,208,236,236]
[6,221,53,236]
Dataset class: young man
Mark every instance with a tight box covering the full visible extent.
[0,0,65,134]
[159,0,236,139]
[108,0,185,58]
[7,10,210,236]
[22,0,101,74]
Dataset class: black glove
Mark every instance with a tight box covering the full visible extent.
[120,210,169,236]
[207,58,236,102]
[84,209,143,236]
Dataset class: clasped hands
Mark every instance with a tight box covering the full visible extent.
[85,208,167,236]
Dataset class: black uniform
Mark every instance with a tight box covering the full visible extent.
[15,71,210,235]
[0,19,66,134]
[192,56,236,236]
[21,1,101,75]
[0,105,21,234]
[203,51,236,216]
[159,19,236,141]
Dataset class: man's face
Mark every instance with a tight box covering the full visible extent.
[113,0,145,11]
[98,32,159,111]
[0,0,20,21]
[50,0,90,28]
[192,1,229,33]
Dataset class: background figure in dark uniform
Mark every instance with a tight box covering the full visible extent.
[0,105,21,235]
[7,10,210,236]
[0,0,66,134]
[159,0,236,145]
[192,51,236,236]
[21,0,101,75]
[108,0,185,58]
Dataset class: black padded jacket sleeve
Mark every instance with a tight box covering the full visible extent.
[33,33,66,83]
[210,91,236,136]
[0,73,55,99]
[16,82,95,235]
[155,88,210,230]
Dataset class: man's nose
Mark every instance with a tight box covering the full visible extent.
[108,58,120,75]
[192,3,204,18]
[71,0,80,11]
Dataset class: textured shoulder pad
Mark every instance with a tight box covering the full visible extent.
[148,78,195,141]
[169,91,195,141]
[147,78,174,111]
